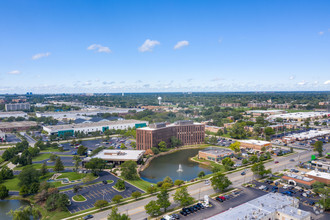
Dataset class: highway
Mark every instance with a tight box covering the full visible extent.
[87,145,330,220]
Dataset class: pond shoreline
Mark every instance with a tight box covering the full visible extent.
[139,144,209,172]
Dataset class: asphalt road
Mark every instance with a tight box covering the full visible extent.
[91,145,330,220]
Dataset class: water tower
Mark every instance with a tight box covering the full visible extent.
[158,96,162,105]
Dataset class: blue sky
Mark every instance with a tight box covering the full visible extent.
[0,0,329,93]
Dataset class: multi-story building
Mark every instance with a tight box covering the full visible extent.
[136,120,205,150]
[43,119,148,136]
[5,103,30,111]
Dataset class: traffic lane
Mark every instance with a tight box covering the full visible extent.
[64,178,143,213]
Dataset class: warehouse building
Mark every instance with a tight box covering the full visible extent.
[207,193,311,220]
[136,120,205,150]
[0,121,38,132]
[0,111,28,118]
[306,170,330,185]
[267,112,329,121]
[5,103,30,111]
[83,149,145,166]
[43,119,148,136]
[238,139,272,151]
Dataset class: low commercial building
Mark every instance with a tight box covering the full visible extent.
[5,103,30,111]
[0,121,38,132]
[282,174,316,189]
[268,112,329,121]
[239,140,272,151]
[136,120,205,150]
[309,159,330,173]
[43,119,148,136]
[207,193,311,220]
[83,149,145,165]
[0,111,28,118]
[198,148,234,162]
[220,103,241,107]
[283,130,330,142]
[305,170,330,185]
[246,109,286,116]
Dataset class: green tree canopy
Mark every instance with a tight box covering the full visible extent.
[173,186,194,206]
[211,173,232,192]
[120,160,138,180]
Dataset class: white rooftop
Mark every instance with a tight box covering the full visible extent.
[306,170,330,180]
[268,111,328,120]
[283,129,330,140]
[90,149,145,162]
[207,193,310,220]
[239,139,271,146]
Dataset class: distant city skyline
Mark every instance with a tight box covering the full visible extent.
[0,0,329,93]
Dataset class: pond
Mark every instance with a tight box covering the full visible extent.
[0,200,30,220]
[140,148,212,183]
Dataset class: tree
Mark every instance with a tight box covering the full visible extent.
[120,161,138,180]
[77,145,88,156]
[198,171,205,178]
[83,173,95,183]
[40,161,48,176]
[158,141,167,151]
[19,185,29,195]
[264,127,275,136]
[108,206,131,220]
[249,155,258,163]
[170,136,182,148]
[261,146,266,152]
[174,179,184,186]
[46,193,69,211]
[112,194,123,204]
[30,182,40,194]
[0,185,9,199]
[157,189,171,212]
[211,173,232,192]
[222,157,234,167]
[8,206,40,220]
[94,200,109,209]
[242,158,249,164]
[115,179,126,190]
[163,176,173,186]
[18,166,39,187]
[146,185,157,194]
[120,143,127,149]
[314,141,323,156]
[73,155,82,172]
[131,191,142,200]
[314,121,320,126]
[54,157,64,172]
[229,142,241,153]
[145,200,161,217]
[229,122,247,139]
[73,185,83,195]
[85,158,106,175]
[0,166,14,181]
[49,154,57,161]
[251,162,271,177]
[173,186,194,206]
[151,147,159,155]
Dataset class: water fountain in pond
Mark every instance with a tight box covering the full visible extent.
[177,164,183,172]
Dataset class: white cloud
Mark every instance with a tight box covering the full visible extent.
[87,44,111,53]
[174,40,189,50]
[138,39,160,52]
[289,75,295,80]
[297,81,307,85]
[319,31,324,35]
[314,81,318,84]
[324,80,330,85]
[8,70,21,75]
[102,81,115,85]
[212,77,223,81]
[32,52,51,60]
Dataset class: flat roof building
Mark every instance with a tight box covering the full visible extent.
[43,119,148,136]
[0,132,5,142]
[246,109,286,116]
[238,139,272,151]
[282,173,316,188]
[0,111,28,118]
[305,170,330,185]
[83,149,145,165]
[5,103,30,111]
[268,112,329,121]
[207,193,311,220]
[198,148,234,162]
[136,120,205,150]
[0,121,38,132]
[283,129,330,142]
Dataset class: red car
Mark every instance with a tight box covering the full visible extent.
[275,161,279,164]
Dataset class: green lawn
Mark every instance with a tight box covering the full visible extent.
[58,172,87,181]
[1,176,20,191]
[124,178,153,192]
[73,194,86,202]
[32,153,52,162]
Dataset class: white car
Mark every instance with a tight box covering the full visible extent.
[205,180,210,185]
[259,185,266,190]
[283,185,288,189]
[162,215,174,220]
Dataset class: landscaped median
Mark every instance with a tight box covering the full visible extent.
[72,194,87,202]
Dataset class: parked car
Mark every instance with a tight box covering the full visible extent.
[83,215,94,220]
[241,171,246,175]
[102,180,108,184]
[275,161,279,164]
[290,159,295,162]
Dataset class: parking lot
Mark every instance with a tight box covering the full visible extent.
[63,175,143,213]
[4,133,21,143]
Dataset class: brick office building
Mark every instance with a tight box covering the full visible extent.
[136,120,205,150]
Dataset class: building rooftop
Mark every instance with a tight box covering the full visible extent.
[207,193,310,220]
[200,148,233,156]
[239,139,271,146]
[283,129,330,140]
[268,111,329,120]
[138,121,203,131]
[87,149,145,161]
[306,170,330,180]
[43,119,147,131]
[284,173,314,182]
[0,121,37,129]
